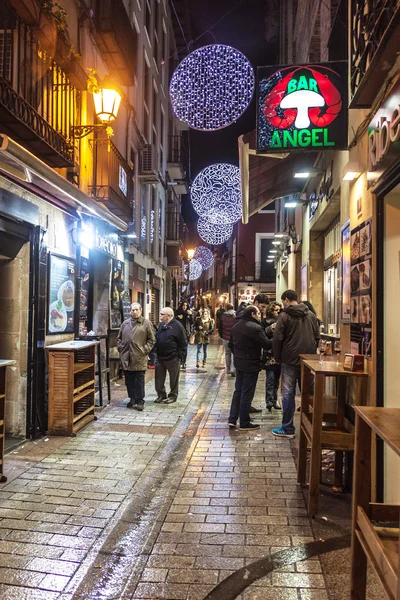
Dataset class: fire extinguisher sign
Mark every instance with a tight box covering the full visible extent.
[257,61,348,154]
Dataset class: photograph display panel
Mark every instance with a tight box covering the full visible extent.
[350,218,372,355]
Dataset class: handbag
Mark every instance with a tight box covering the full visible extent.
[189,333,195,345]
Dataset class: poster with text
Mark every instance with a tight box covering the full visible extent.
[350,218,372,356]
[48,253,75,334]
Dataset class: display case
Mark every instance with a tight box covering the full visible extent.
[46,341,99,435]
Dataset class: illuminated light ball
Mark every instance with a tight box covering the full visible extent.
[189,258,202,281]
[169,45,255,131]
[197,217,233,245]
[191,164,242,224]
[194,246,214,270]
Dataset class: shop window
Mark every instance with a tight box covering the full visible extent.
[323,217,340,333]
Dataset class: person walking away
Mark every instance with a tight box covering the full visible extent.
[218,303,236,376]
[228,306,271,431]
[117,302,155,411]
[264,304,281,411]
[235,300,247,318]
[272,290,320,438]
[194,308,214,368]
[154,307,187,404]
[175,301,193,370]
[216,303,225,331]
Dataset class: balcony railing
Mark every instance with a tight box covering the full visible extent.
[90,0,137,85]
[350,0,400,106]
[167,134,188,180]
[0,0,78,167]
[88,139,134,222]
[165,210,188,244]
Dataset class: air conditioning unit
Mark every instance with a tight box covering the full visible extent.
[139,145,159,181]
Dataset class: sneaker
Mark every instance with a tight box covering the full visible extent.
[249,406,262,414]
[239,423,261,431]
[154,397,166,404]
[164,397,177,404]
[228,422,237,428]
[272,427,295,438]
[136,403,144,412]
[196,362,200,369]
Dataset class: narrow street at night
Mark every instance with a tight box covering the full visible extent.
[0,343,382,599]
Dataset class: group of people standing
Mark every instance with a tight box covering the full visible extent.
[226,290,320,437]
[117,291,320,442]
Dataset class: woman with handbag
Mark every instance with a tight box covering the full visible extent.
[194,308,214,368]
[175,301,193,370]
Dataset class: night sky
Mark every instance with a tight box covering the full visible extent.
[179,0,278,226]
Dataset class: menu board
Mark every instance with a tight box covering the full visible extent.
[110,259,124,330]
[80,256,90,321]
[121,290,132,321]
[48,253,75,335]
[350,218,372,356]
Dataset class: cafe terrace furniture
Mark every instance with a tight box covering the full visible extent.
[46,340,99,435]
[350,407,400,600]
[0,360,16,482]
[298,357,369,516]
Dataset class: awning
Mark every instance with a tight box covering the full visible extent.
[0,135,127,231]
[239,131,318,224]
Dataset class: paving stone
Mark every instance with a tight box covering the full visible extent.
[134,582,189,599]
[27,557,78,576]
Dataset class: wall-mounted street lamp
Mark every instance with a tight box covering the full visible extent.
[71,74,122,139]
[187,248,195,260]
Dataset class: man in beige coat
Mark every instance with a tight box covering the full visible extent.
[117,302,155,410]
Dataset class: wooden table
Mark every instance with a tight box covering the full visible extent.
[0,360,16,482]
[298,357,369,516]
[351,407,400,600]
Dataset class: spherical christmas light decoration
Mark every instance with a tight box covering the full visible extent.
[189,258,202,281]
[197,217,233,245]
[169,45,255,131]
[194,246,214,270]
[191,163,242,225]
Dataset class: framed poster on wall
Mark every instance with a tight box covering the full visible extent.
[349,218,372,356]
[47,253,76,334]
[341,220,351,323]
[109,259,124,330]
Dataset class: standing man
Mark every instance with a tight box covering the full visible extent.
[154,307,187,404]
[117,302,155,411]
[272,289,320,438]
[228,305,271,431]
[253,293,270,328]
[218,302,236,376]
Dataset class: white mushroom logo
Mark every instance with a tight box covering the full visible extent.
[280,89,325,129]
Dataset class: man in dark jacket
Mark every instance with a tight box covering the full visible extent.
[228,306,271,430]
[218,303,236,376]
[154,307,187,404]
[272,289,320,438]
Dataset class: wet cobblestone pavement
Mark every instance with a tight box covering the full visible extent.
[0,343,382,599]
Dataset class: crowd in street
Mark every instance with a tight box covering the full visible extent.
[116,290,320,438]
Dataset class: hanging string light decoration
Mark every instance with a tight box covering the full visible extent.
[169,45,255,131]
[189,258,202,281]
[194,246,214,270]
[197,217,233,245]
[191,163,242,224]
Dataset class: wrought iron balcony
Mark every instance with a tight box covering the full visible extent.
[165,210,188,244]
[90,0,137,86]
[167,134,189,183]
[0,0,78,167]
[88,139,134,222]
[351,0,400,106]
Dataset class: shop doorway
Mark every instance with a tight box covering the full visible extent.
[382,185,400,503]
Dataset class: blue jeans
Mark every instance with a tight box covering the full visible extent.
[281,364,301,434]
[229,370,259,427]
[196,343,208,362]
[266,365,281,407]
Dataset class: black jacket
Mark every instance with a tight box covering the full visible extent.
[229,314,272,372]
[155,318,187,362]
[273,303,320,366]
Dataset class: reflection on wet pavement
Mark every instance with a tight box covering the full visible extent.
[0,343,384,599]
